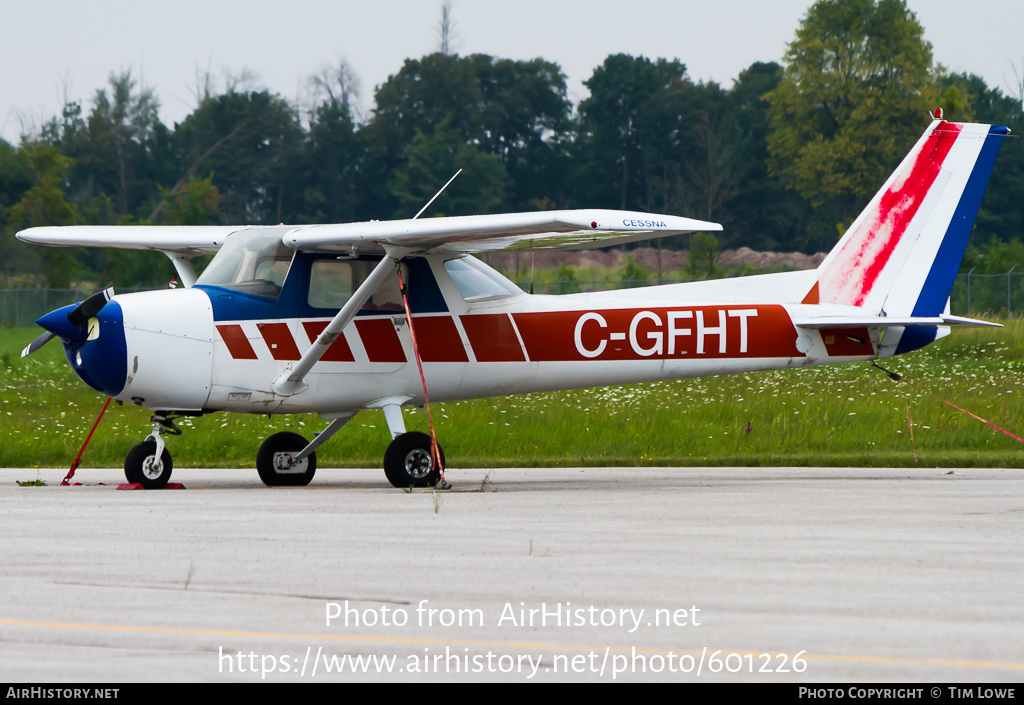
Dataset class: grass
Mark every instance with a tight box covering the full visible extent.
[2,320,1023,470]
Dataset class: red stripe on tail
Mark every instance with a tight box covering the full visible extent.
[821,122,961,306]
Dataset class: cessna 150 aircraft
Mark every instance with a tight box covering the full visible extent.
[16,116,1007,489]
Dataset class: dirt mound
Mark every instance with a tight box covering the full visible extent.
[481,246,824,273]
[716,247,825,271]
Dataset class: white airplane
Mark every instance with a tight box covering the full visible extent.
[16,116,1008,489]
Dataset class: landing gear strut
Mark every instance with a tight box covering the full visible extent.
[124,414,181,489]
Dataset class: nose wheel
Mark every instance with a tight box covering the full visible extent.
[123,413,182,489]
[124,440,173,489]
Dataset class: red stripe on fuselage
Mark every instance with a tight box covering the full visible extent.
[257,323,301,361]
[513,305,801,361]
[302,321,356,362]
[216,324,258,360]
[355,319,407,363]
[461,313,526,362]
[412,316,469,362]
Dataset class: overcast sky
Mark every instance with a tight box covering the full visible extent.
[2,0,1022,141]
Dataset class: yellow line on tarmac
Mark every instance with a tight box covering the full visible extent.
[1,619,1022,672]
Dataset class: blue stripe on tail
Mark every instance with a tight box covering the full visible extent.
[894,126,1008,356]
[912,126,1009,317]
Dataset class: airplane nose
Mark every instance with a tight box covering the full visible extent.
[40,300,129,397]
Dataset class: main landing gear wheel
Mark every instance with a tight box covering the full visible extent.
[124,440,173,489]
[383,431,444,489]
[256,432,316,487]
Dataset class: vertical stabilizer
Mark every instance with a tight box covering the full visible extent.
[806,120,1008,327]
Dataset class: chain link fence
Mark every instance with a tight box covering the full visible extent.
[0,286,154,328]
[3,272,1023,327]
[950,270,1024,316]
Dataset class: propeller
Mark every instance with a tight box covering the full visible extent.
[20,331,56,358]
[20,287,115,358]
[67,288,114,326]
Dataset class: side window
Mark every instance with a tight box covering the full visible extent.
[363,272,404,312]
[308,260,354,309]
[307,259,407,311]
[253,259,290,289]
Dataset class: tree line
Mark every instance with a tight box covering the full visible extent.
[2,0,1023,289]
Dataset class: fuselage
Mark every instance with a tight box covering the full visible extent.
[61,250,886,416]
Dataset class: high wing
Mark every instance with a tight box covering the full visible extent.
[16,210,720,256]
[14,225,261,254]
[281,209,722,254]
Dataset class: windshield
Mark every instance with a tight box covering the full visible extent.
[443,257,522,302]
[195,229,294,299]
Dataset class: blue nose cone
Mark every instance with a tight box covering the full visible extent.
[36,303,88,343]
[42,300,129,397]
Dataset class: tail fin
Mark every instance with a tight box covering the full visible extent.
[805,120,1008,323]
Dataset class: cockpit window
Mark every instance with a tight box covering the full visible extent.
[444,257,522,302]
[195,229,294,299]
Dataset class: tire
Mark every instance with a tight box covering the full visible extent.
[256,432,316,487]
[383,431,444,489]
[124,441,173,489]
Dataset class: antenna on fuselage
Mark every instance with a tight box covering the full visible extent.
[412,169,462,220]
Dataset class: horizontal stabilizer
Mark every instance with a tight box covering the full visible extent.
[793,315,1000,329]
[938,314,1002,328]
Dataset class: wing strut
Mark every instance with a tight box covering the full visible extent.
[271,250,407,396]
[161,252,198,288]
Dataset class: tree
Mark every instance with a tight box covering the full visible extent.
[87,71,161,216]
[171,90,304,224]
[572,55,693,212]
[0,139,35,287]
[386,115,511,217]
[687,232,724,278]
[941,72,1024,248]
[159,173,222,225]
[721,61,810,251]
[766,0,938,249]
[291,97,364,224]
[619,253,653,288]
[363,53,571,215]
[0,139,32,213]
[6,145,81,286]
[682,82,735,223]
[42,71,166,219]
[470,56,573,209]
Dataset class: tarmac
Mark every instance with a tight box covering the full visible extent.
[0,465,1021,683]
